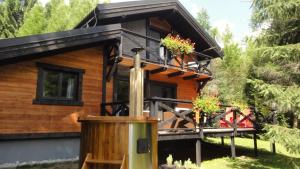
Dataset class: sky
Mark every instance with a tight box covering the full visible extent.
[40,0,253,43]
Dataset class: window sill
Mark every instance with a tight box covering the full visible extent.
[32,99,84,106]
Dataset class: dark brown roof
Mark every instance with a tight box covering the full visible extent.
[0,24,122,64]
[76,0,223,58]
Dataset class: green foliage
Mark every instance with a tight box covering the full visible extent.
[250,44,300,86]
[251,0,300,28]
[43,0,70,33]
[67,0,102,29]
[165,154,201,169]
[247,44,300,117]
[0,0,36,38]
[174,160,182,168]
[251,0,300,45]
[206,28,250,106]
[196,8,211,32]
[193,95,220,114]
[264,125,300,154]
[247,79,300,116]
[1,0,109,38]
[166,154,173,166]
[248,0,300,154]
[17,3,47,36]
[183,159,200,169]
[17,0,100,36]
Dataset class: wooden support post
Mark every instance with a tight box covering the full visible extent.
[196,139,201,166]
[150,100,159,118]
[254,133,258,156]
[101,45,109,116]
[230,136,236,158]
[199,113,204,139]
[270,141,276,154]
[221,136,225,146]
[233,110,237,136]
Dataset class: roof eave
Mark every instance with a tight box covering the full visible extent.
[0,24,122,63]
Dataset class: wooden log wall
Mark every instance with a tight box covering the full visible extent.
[0,46,113,134]
[150,73,198,108]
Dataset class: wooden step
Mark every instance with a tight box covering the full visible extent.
[86,159,123,165]
[82,153,126,169]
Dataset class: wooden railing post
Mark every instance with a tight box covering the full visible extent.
[199,113,204,139]
[231,108,237,159]
[195,139,202,166]
[233,109,237,136]
[180,53,184,70]
[150,100,159,118]
[254,133,258,157]
[230,135,236,158]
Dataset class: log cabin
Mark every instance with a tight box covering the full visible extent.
[0,0,223,166]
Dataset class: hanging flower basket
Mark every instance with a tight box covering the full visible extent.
[161,34,195,55]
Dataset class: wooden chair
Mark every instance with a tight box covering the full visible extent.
[81,153,126,169]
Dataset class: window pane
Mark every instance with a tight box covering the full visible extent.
[61,73,77,99]
[43,70,60,97]
[117,80,129,102]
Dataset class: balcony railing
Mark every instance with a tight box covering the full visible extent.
[121,29,212,76]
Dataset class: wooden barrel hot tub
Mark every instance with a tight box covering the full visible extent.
[78,116,158,169]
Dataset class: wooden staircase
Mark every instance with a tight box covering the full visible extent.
[81,153,126,169]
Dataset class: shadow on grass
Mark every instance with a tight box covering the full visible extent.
[158,139,300,169]
[227,151,300,169]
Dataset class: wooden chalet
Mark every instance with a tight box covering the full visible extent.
[0,0,258,168]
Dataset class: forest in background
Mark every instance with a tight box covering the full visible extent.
[1,0,300,155]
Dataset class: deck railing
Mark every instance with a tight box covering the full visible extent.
[148,97,196,132]
[101,97,277,134]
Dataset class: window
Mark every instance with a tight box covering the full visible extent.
[147,24,172,63]
[33,63,84,106]
[115,78,130,102]
[150,81,177,99]
[150,81,177,108]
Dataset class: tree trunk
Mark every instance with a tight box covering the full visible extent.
[292,114,298,128]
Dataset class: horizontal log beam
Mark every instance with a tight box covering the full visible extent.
[150,67,167,74]
[108,56,122,65]
[168,71,184,77]
[129,62,147,69]
[183,74,199,80]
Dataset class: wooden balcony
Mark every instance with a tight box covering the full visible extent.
[104,28,214,82]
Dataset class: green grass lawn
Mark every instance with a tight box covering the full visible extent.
[201,137,300,169]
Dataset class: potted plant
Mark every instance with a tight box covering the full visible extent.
[161,34,195,56]
[192,95,220,124]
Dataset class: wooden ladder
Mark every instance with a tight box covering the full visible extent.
[81,153,126,169]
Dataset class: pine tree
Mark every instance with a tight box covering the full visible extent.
[44,0,70,33]
[6,0,109,37]
[17,2,47,36]
[0,0,36,38]
[196,8,211,33]
[248,0,300,154]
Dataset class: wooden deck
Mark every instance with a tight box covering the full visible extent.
[158,128,256,141]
